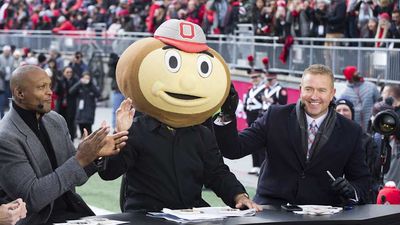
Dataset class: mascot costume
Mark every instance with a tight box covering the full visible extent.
[98,19,257,212]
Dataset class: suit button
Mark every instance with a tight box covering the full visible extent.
[300,172,305,179]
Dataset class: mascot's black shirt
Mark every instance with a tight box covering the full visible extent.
[99,115,246,211]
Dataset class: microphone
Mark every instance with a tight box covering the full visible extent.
[37,102,44,109]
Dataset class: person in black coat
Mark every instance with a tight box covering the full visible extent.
[53,66,80,140]
[214,64,371,206]
[69,71,101,138]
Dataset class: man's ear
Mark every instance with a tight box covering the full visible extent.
[14,87,24,99]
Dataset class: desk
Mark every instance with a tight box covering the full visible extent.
[98,205,400,225]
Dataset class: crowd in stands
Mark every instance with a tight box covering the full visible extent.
[0,0,398,44]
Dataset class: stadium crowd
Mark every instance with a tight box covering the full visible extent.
[0,0,398,44]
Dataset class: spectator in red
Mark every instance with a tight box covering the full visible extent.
[375,12,391,47]
[185,0,204,26]
[52,15,77,33]
[146,0,164,33]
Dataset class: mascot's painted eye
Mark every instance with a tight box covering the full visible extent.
[197,55,212,78]
[165,49,181,73]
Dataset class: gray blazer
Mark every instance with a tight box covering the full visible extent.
[0,106,93,224]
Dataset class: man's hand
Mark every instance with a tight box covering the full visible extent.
[0,198,27,225]
[220,83,239,121]
[115,98,135,132]
[98,130,129,157]
[331,177,356,200]
[76,126,110,167]
[234,193,263,212]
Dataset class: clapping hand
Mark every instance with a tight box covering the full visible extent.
[97,121,129,157]
[115,98,135,132]
[76,123,128,167]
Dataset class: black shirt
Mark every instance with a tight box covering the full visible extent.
[99,115,246,211]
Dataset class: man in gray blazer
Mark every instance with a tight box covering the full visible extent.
[0,65,128,224]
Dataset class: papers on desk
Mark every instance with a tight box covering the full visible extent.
[293,205,343,216]
[147,207,256,223]
[53,218,127,225]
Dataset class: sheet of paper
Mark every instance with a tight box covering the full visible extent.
[293,205,343,215]
[147,206,256,223]
[54,218,128,225]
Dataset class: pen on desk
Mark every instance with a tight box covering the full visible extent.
[326,170,335,181]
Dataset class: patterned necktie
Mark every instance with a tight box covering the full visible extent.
[307,120,318,160]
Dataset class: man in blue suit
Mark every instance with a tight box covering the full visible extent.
[214,64,371,206]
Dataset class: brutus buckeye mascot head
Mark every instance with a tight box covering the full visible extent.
[116,19,230,128]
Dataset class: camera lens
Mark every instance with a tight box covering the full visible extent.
[378,115,396,133]
[373,110,400,136]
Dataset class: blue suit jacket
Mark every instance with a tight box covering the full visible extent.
[214,103,371,205]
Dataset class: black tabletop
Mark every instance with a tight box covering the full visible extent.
[98,205,400,225]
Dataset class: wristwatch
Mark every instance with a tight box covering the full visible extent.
[94,157,107,171]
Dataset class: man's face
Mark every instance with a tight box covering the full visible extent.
[381,85,393,101]
[392,12,400,25]
[300,73,335,119]
[3,49,11,57]
[74,54,82,63]
[250,75,262,85]
[20,70,52,114]
[336,104,352,120]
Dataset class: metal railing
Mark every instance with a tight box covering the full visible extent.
[1,29,399,83]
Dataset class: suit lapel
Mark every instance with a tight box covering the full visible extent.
[9,108,53,174]
[288,109,307,168]
[42,114,69,167]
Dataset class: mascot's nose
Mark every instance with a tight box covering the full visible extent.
[179,74,196,91]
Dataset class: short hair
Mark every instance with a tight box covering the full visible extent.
[384,84,400,100]
[302,64,334,88]
[2,45,11,52]
[10,65,43,93]
[81,71,91,77]
[75,51,83,57]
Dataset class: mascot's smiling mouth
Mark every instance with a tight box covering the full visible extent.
[151,82,207,107]
[165,92,201,100]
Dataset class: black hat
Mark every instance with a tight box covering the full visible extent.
[336,99,355,120]
[247,68,263,78]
